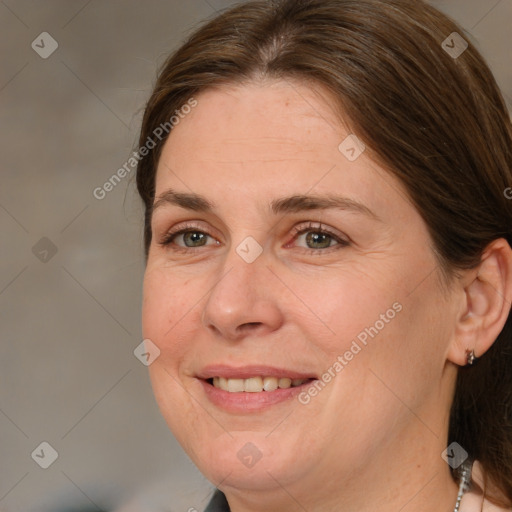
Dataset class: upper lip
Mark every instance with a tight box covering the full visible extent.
[197,365,318,380]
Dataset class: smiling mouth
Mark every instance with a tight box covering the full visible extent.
[206,376,315,392]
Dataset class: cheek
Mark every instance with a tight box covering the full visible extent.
[349,276,454,414]
[141,267,197,360]
[142,270,206,429]
[294,261,446,392]
[285,265,404,356]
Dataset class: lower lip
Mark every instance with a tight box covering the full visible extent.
[199,379,317,413]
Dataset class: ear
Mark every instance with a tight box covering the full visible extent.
[447,238,512,366]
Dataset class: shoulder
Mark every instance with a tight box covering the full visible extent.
[461,490,511,511]
[460,461,512,512]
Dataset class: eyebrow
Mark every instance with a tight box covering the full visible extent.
[151,188,380,221]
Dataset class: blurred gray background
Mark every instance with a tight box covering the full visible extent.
[0,1,510,511]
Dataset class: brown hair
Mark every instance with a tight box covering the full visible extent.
[135,0,512,506]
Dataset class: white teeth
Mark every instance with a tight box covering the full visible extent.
[227,378,244,392]
[244,377,263,392]
[278,377,292,389]
[212,376,308,392]
[263,376,279,391]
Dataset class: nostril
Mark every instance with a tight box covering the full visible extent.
[237,322,264,334]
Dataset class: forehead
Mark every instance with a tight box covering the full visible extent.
[152,80,412,226]
[158,80,345,168]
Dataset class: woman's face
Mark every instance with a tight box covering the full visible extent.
[142,80,459,500]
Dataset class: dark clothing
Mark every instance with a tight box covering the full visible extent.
[204,489,230,512]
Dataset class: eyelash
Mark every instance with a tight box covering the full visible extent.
[288,222,350,252]
[158,222,218,254]
[158,221,350,254]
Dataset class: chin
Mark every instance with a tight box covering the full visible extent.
[188,430,309,491]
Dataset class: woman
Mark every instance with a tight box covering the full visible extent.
[135,0,512,510]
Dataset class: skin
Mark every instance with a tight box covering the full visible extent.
[142,79,512,512]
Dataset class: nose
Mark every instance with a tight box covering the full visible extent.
[201,248,284,341]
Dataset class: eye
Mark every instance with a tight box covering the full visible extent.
[157,221,349,254]
[288,222,349,251]
[176,231,209,247]
[158,223,219,251]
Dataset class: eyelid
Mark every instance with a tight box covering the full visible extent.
[158,221,220,247]
[287,221,350,246]
[157,220,350,252]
